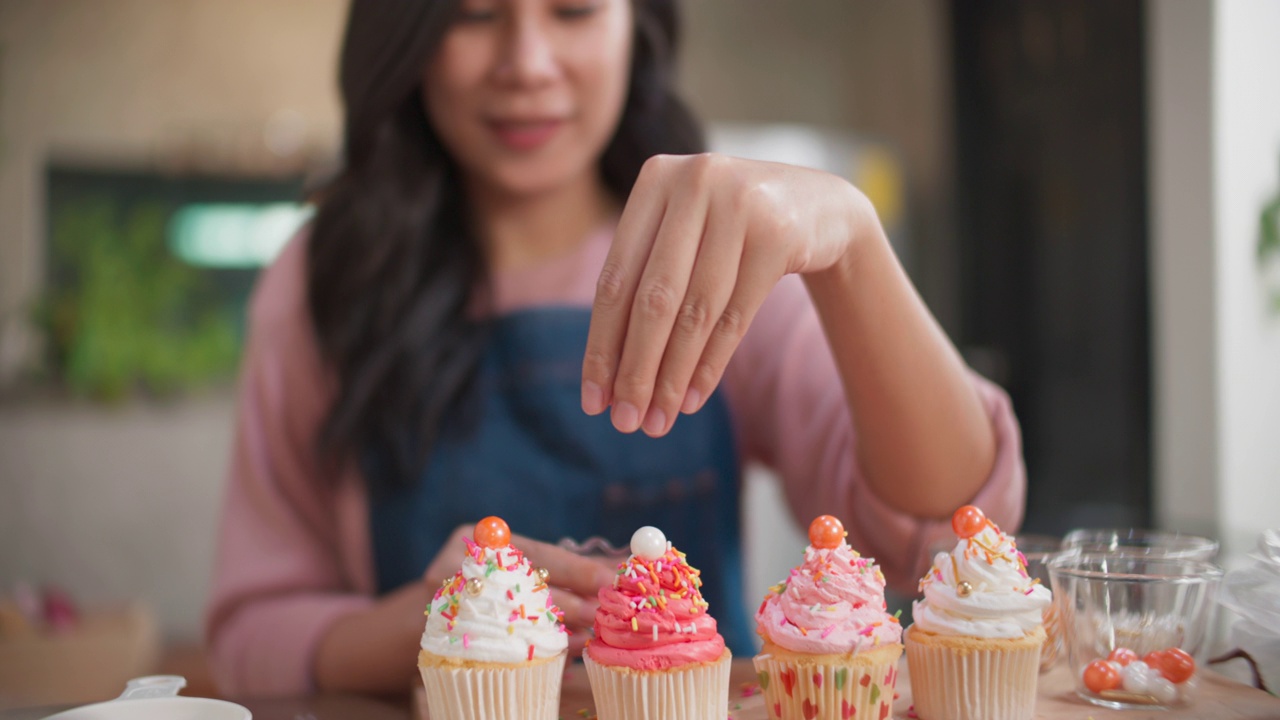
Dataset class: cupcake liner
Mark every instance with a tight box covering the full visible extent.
[583,650,731,720]
[1039,603,1063,671]
[752,647,901,720]
[418,651,566,720]
[904,627,1042,720]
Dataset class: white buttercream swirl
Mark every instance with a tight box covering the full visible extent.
[421,542,568,663]
[912,526,1051,639]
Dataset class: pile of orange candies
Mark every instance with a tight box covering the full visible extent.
[1082,646,1196,705]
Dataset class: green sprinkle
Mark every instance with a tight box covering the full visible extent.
[894,609,903,620]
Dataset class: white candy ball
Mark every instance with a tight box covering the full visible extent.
[1107,660,1124,674]
[630,526,667,561]
[1122,663,1151,694]
[1149,676,1178,704]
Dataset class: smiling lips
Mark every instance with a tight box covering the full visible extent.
[488,118,564,151]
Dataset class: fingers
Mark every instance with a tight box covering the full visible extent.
[550,587,599,629]
[640,197,746,434]
[514,534,618,597]
[607,181,710,434]
[681,245,779,415]
[568,631,590,658]
[581,157,671,417]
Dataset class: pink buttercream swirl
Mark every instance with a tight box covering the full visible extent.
[587,545,726,670]
[756,543,902,654]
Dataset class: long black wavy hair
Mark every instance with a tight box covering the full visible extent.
[308,0,704,492]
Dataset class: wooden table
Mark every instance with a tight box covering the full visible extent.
[9,658,1273,720]
[0,694,409,720]
[413,658,1279,719]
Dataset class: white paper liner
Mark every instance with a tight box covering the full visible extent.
[752,651,900,720]
[904,629,1042,720]
[1040,602,1062,671]
[418,651,566,720]
[583,651,731,720]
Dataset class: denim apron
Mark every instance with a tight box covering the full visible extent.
[366,307,753,655]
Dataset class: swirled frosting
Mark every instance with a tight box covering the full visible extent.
[587,542,726,670]
[421,537,568,663]
[756,541,902,654]
[912,524,1051,639]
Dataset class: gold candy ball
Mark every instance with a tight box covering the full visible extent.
[956,581,973,598]
[465,577,484,596]
[534,567,550,584]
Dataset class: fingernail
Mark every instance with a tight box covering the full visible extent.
[681,387,701,414]
[582,380,605,415]
[642,407,667,436]
[612,402,641,433]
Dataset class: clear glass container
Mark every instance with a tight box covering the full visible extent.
[1062,528,1219,560]
[1048,553,1222,710]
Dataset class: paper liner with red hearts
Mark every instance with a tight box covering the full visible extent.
[752,649,900,720]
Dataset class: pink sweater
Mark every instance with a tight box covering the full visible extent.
[204,228,1026,696]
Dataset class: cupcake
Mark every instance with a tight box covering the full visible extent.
[753,515,903,720]
[905,505,1051,720]
[418,516,569,720]
[583,526,731,720]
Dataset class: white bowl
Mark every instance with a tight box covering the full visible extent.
[42,676,250,720]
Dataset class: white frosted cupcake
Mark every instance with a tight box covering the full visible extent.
[905,506,1051,720]
[418,516,568,720]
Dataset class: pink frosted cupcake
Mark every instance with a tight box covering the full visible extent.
[753,515,902,720]
[583,526,731,720]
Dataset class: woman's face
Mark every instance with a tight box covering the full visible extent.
[423,0,633,199]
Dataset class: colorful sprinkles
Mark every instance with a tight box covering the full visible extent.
[613,542,711,640]
[428,537,569,654]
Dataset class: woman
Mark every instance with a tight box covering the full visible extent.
[205,0,1025,697]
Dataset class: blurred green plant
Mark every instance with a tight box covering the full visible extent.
[1261,157,1280,315]
[35,197,240,401]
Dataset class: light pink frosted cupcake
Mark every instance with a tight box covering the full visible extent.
[583,526,731,720]
[753,515,903,720]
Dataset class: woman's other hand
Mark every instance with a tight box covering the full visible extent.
[581,153,874,436]
[316,524,614,693]
[424,524,616,657]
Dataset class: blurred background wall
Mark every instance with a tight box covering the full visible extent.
[0,0,349,645]
[0,0,956,645]
[0,0,1277,699]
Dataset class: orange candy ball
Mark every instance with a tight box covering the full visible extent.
[1083,659,1121,694]
[808,515,846,549]
[951,505,987,539]
[474,516,511,549]
[1144,650,1166,669]
[1107,647,1139,666]
[1157,647,1196,684]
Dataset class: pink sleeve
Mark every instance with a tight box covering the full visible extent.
[723,276,1027,595]
[204,235,374,697]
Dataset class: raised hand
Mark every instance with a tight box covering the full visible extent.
[580,153,870,436]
